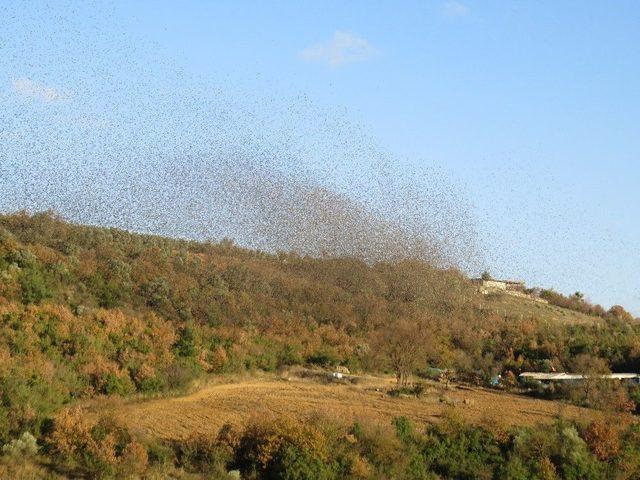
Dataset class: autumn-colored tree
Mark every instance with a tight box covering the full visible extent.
[582,418,621,461]
[608,305,634,322]
[378,318,429,386]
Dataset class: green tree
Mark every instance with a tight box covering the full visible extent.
[174,324,197,358]
[19,267,51,304]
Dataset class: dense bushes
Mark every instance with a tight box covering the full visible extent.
[233,417,337,479]
[29,411,640,479]
[0,303,192,443]
[46,408,149,478]
[1,213,640,406]
[540,289,636,322]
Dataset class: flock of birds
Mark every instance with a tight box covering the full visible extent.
[0,1,479,271]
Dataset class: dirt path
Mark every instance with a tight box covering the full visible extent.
[105,374,596,440]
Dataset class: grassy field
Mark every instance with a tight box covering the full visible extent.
[481,292,603,325]
[100,371,598,441]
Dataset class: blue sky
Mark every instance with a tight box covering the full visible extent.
[1,1,639,313]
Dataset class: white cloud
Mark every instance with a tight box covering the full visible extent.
[300,32,377,68]
[443,1,470,17]
[11,78,69,102]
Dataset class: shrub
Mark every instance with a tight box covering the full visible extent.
[163,359,201,390]
[393,417,415,443]
[173,324,198,358]
[388,382,425,398]
[46,409,148,478]
[307,350,340,368]
[136,374,166,393]
[141,278,171,309]
[234,417,331,478]
[582,419,621,461]
[278,343,303,367]
[0,368,74,442]
[422,416,503,480]
[19,267,51,304]
[511,420,608,480]
[145,439,175,467]
[101,372,135,396]
[351,421,405,476]
[270,445,338,480]
[173,432,229,475]
[1,432,38,457]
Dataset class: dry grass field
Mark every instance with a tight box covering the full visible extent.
[482,293,602,325]
[102,372,597,440]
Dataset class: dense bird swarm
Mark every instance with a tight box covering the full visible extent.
[1,2,478,271]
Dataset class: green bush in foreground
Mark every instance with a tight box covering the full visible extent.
[2,410,640,479]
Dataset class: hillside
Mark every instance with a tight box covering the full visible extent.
[2,213,639,392]
[2,211,640,478]
[481,292,605,326]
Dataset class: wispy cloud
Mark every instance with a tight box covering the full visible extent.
[300,32,377,68]
[11,78,69,102]
[443,1,470,17]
